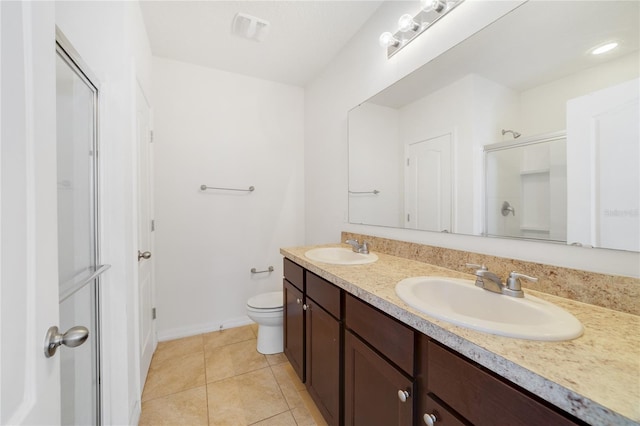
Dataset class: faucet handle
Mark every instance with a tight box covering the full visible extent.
[508,272,538,284]
[505,272,538,297]
[466,263,487,271]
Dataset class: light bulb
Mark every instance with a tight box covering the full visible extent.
[379,32,399,48]
[431,0,447,13]
[398,14,419,32]
[420,0,433,11]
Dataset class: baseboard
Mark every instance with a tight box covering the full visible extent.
[157,316,254,342]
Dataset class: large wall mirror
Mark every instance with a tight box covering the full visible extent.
[348,0,639,252]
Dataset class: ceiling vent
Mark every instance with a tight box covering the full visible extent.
[232,13,270,42]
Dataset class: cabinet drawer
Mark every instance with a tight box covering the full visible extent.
[306,271,341,319]
[283,258,304,291]
[345,294,414,375]
[428,341,580,426]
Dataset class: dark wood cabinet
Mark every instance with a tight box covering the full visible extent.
[424,341,582,426]
[345,294,414,375]
[283,258,583,426]
[306,296,341,425]
[283,278,304,381]
[344,294,415,426]
[344,330,414,426]
[283,259,342,425]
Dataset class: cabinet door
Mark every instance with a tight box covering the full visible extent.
[306,299,341,426]
[344,331,413,426]
[284,279,304,381]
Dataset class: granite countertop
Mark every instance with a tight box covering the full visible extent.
[281,244,640,426]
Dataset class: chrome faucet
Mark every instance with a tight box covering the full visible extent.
[466,264,538,298]
[345,239,369,254]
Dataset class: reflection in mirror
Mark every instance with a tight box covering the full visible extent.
[348,1,639,251]
[484,133,567,242]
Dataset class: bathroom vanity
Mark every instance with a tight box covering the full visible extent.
[281,244,639,426]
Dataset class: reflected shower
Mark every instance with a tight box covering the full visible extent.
[502,129,521,139]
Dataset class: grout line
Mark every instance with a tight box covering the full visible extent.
[270,363,293,410]
[143,326,316,426]
[203,336,211,425]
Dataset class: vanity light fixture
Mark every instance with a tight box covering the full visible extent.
[591,41,618,55]
[380,0,464,58]
[428,0,447,13]
[398,14,420,33]
[379,31,400,48]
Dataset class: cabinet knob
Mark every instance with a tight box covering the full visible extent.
[296,298,302,304]
[397,389,410,402]
[423,413,438,426]
[303,303,310,311]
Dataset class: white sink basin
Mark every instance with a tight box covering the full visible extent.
[395,277,583,341]
[304,247,378,265]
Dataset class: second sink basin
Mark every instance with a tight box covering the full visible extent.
[305,247,378,265]
[395,276,583,341]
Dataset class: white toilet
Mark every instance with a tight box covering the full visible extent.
[246,291,284,354]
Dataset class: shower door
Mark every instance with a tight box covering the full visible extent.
[56,34,105,425]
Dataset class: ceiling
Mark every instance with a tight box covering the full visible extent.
[140,0,384,87]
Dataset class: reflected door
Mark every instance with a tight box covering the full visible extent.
[56,40,103,425]
[405,134,452,232]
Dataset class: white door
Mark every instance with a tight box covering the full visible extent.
[567,78,640,251]
[1,2,61,424]
[136,82,156,388]
[405,133,453,232]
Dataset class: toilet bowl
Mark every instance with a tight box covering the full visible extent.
[246,291,283,354]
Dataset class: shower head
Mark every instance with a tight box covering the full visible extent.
[502,129,521,139]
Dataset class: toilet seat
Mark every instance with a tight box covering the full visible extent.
[247,291,283,311]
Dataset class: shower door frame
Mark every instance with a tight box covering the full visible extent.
[55,27,104,425]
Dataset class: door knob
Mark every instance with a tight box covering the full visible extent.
[138,250,152,261]
[44,325,89,358]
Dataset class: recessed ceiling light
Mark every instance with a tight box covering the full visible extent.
[591,42,619,55]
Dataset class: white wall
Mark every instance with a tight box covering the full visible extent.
[55,1,152,424]
[519,52,639,136]
[305,0,640,278]
[152,57,305,341]
[348,103,402,227]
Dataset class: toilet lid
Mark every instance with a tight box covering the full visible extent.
[247,291,283,309]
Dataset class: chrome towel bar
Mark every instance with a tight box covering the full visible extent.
[349,189,380,195]
[251,266,274,274]
[200,184,255,192]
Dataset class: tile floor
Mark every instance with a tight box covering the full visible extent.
[139,324,328,426]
